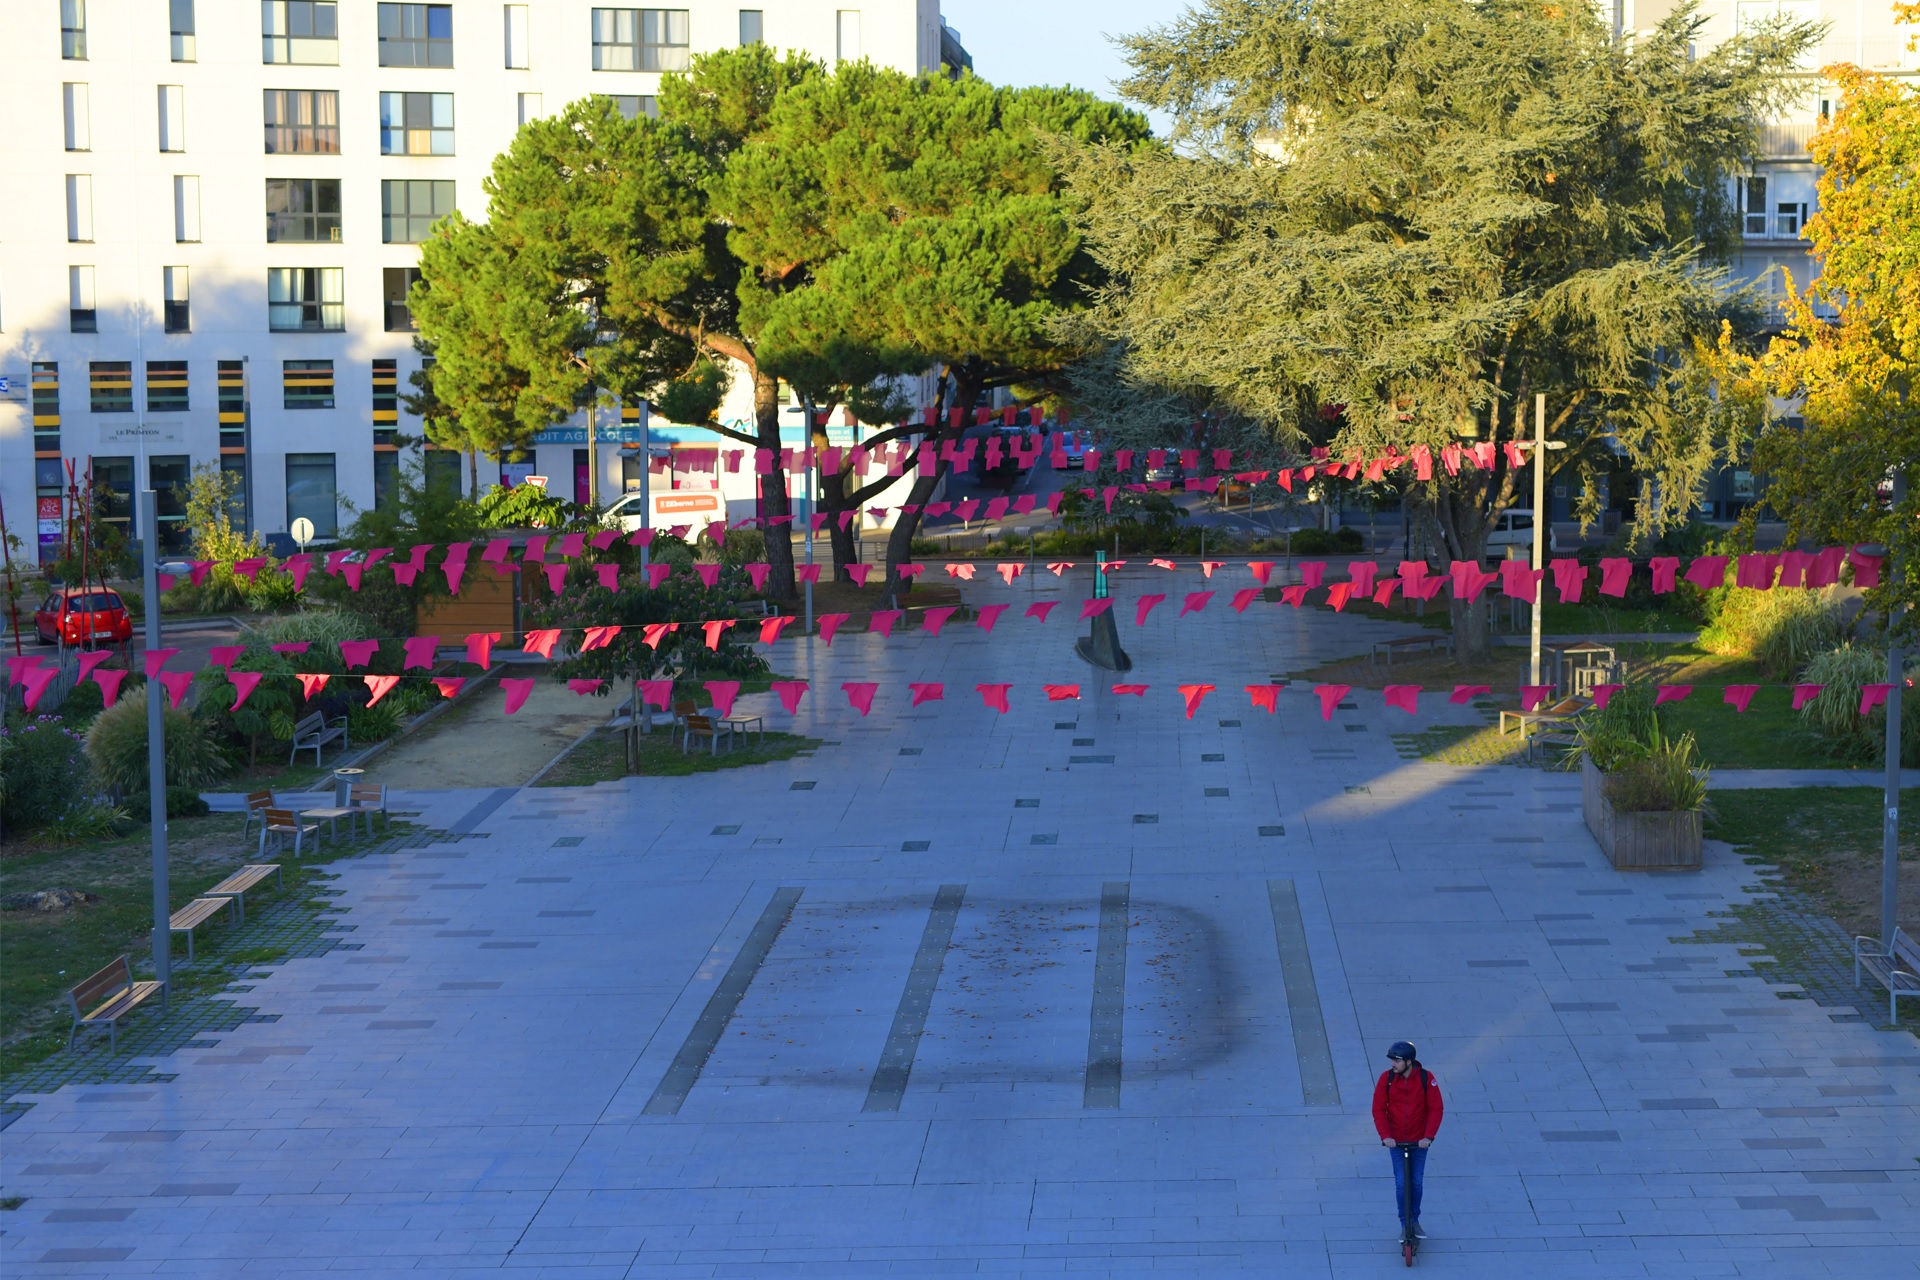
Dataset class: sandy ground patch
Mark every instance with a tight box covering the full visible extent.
[367,679,608,789]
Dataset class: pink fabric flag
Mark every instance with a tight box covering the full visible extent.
[157,670,194,709]
[636,679,673,709]
[847,564,873,587]
[1450,684,1491,704]
[1520,685,1556,712]
[1383,684,1420,715]
[190,559,215,586]
[1599,557,1632,598]
[1280,585,1310,607]
[1397,559,1429,587]
[909,682,945,706]
[1682,555,1728,591]
[1246,684,1281,714]
[392,563,422,587]
[1180,590,1214,616]
[898,564,926,580]
[997,562,1024,584]
[481,538,510,565]
[1735,553,1779,590]
[541,563,568,594]
[1326,582,1354,612]
[94,667,130,707]
[466,632,500,669]
[817,613,850,645]
[1248,561,1275,585]
[325,549,354,576]
[977,603,1010,632]
[581,625,621,651]
[296,673,330,700]
[1649,556,1680,594]
[76,649,114,681]
[1231,587,1261,613]
[399,636,438,670]
[771,680,809,713]
[501,677,535,714]
[443,557,468,595]
[523,629,562,658]
[1299,562,1326,589]
[1177,683,1215,719]
[627,528,655,549]
[1080,598,1115,620]
[1151,558,1178,571]
[285,554,313,591]
[701,619,731,650]
[1809,546,1846,588]
[341,563,366,592]
[1778,549,1812,589]
[868,610,903,637]
[1113,683,1149,696]
[1591,683,1623,710]
[364,674,401,706]
[945,562,976,581]
[745,562,771,591]
[590,528,620,551]
[1025,601,1059,623]
[760,615,796,644]
[432,676,464,699]
[271,642,310,657]
[1497,560,1538,602]
[1348,561,1379,596]
[921,606,958,636]
[6,654,43,687]
[1654,684,1692,706]
[595,564,621,592]
[207,644,245,670]
[1135,594,1168,626]
[985,497,1011,520]
[1047,561,1076,576]
[642,623,678,650]
[1200,560,1226,579]
[842,682,879,716]
[703,680,740,717]
[954,499,981,522]
[645,562,673,590]
[793,564,822,586]
[1044,684,1081,701]
[21,666,58,711]
[1549,558,1587,603]
[1860,683,1894,715]
[694,563,721,589]
[558,532,586,559]
[976,683,1012,713]
[143,647,180,677]
[232,557,268,583]
[523,536,548,563]
[1104,561,1129,572]
[1373,581,1402,607]
[1850,548,1885,589]
[1724,684,1759,712]
[1314,684,1351,721]
[340,639,379,670]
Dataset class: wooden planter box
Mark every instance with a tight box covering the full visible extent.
[1581,757,1703,871]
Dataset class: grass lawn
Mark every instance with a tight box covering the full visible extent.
[536,725,823,786]
[1612,644,1853,770]
[1707,787,1918,938]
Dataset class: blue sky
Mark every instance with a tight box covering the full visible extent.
[940,0,1189,105]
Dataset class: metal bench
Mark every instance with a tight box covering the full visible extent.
[1371,634,1448,666]
[202,863,283,922]
[67,955,166,1052]
[1854,927,1920,1024]
[169,896,236,962]
[289,710,349,766]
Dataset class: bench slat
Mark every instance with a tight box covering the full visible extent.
[82,982,163,1024]
[70,958,133,1011]
[169,897,231,930]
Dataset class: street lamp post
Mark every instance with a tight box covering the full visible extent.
[1529,394,1567,688]
[140,492,170,993]
[1877,467,1907,955]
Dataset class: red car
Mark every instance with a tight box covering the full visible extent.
[33,587,134,647]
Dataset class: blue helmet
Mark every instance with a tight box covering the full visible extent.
[1387,1041,1417,1062]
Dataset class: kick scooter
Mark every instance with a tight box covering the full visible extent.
[1395,1143,1420,1265]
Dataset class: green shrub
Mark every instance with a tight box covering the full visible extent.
[85,688,230,796]
[719,527,766,566]
[1700,586,1847,678]
[124,785,211,821]
[1,715,95,832]
[163,566,252,615]
[245,566,303,613]
[1798,644,1920,766]
[253,609,376,669]
[44,800,130,841]
[55,677,107,727]
[347,698,401,744]
[1602,729,1709,813]
[1287,527,1365,555]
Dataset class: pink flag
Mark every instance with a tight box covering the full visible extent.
[1778,549,1812,589]
[466,631,500,669]
[771,680,809,713]
[1598,558,1631,597]
[1520,685,1556,712]
[946,562,976,581]
[1231,587,1260,613]
[1348,561,1378,596]
[818,613,850,645]
[143,647,180,677]
[1383,684,1420,715]
[403,636,439,670]
[481,537,511,565]
[1682,555,1728,591]
[745,562,771,591]
[645,563,673,590]
[921,606,957,636]
[1044,684,1081,701]
[1246,684,1281,714]
[558,532,587,559]
[1654,684,1692,706]
[6,654,43,687]
[296,673,330,700]
[341,563,366,592]
[21,667,58,711]
[232,557,267,583]
[1649,556,1680,594]
[1047,562,1076,576]
[1860,683,1894,715]
[898,564,926,580]
[1113,683,1149,696]
[976,683,1012,713]
[271,642,310,657]
[1314,684,1351,721]
[760,615,796,644]
[694,563,721,589]
[325,549,354,576]
[523,629,562,658]
[95,668,129,707]
[1372,581,1402,608]
[1079,598,1114,620]
[1299,562,1325,589]
[285,554,313,591]
[1500,560,1542,602]
[340,639,379,670]
[431,676,464,699]
[1735,554,1779,590]
[1280,585,1310,607]
[1724,685,1759,712]
[842,682,878,716]
[977,603,1010,632]
[997,562,1023,584]
[703,681,740,717]
[847,564,873,587]
[1201,560,1226,579]
[1793,683,1826,711]
[1326,583,1354,612]
[1135,594,1168,626]
[637,679,673,709]
[1591,683,1623,709]
[522,536,548,563]
[157,670,194,709]
[1151,558,1178,571]
[1180,590,1214,616]
[1025,601,1059,623]
[909,682,945,706]
[1248,561,1275,585]
[795,564,822,585]
[701,619,731,650]
[588,528,620,552]
[208,644,245,669]
[580,625,621,651]
[393,563,422,587]
[190,559,215,586]
[1549,558,1587,603]
[364,674,401,706]
[1850,548,1885,589]
[1450,685,1491,704]
[627,528,655,549]
[76,649,113,681]
[542,563,568,594]
[641,623,677,650]
[443,557,467,595]
[1177,683,1215,719]
[501,677,535,714]
[868,610,903,637]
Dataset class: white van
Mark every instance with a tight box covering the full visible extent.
[1485,508,1558,557]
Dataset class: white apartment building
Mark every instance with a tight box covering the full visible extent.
[0,0,966,561]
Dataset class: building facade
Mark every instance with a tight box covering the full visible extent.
[0,0,960,560]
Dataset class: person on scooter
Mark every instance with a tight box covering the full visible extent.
[1373,1040,1444,1239]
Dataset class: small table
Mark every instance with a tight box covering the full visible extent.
[720,714,764,746]
[300,806,357,844]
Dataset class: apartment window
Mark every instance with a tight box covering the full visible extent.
[163,266,190,332]
[263,1,339,64]
[611,95,657,120]
[1743,175,1768,236]
[739,9,762,44]
[69,267,95,332]
[517,92,543,125]
[159,85,186,152]
[151,455,192,552]
[264,89,340,154]
[592,8,688,71]
[504,4,529,67]
[425,447,461,496]
[374,450,400,509]
[66,174,93,242]
[63,83,89,150]
[93,456,134,536]
[90,361,133,413]
[283,360,335,409]
[372,358,399,429]
[174,175,201,242]
[147,360,189,414]
[170,0,196,60]
[32,364,62,459]
[62,0,86,59]
[837,10,860,62]
[266,178,343,242]
[1775,201,1807,238]
[378,3,453,67]
[380,92,454,155]
[384,267,423,331]
[268,267,344,331]
[218,360,248,451]
[381,179,453,242]
[285,452,339,536]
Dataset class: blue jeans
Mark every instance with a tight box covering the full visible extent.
[1388,1145,1428,1224]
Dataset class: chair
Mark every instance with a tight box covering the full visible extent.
[670,699,697,733]
[260,808,320,858]
[240,790,275,843]
[682,714,732,756]
[346,783,388,838]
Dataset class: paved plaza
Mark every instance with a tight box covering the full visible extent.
[5,568,1918,1277]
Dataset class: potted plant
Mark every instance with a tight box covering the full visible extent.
[1570,689,1709,871]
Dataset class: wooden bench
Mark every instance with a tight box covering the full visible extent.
[289,710,349,766]
[67,956,166,1052]
[1371,634,1448,666]
[168,896,236,961]
[1854,927,1920,1024]
[260,807,321,857]
[1500,696,1589,737]
[202,863,283,922]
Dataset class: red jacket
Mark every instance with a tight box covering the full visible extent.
[1372,1063,1443,1142]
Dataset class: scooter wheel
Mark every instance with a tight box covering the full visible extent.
[1404,1241,1415,1266]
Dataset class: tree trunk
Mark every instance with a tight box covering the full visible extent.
[753,370,798,604]
[1436,481,1495,660]
[883,366,980,601]
[825,484,859,580]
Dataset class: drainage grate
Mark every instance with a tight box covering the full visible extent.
[712,824,740,835]
[1133,814,1159,825]
[1218,719,1241,727]
[790,781,816,791]
[1014,798,1039,808]
[1205,787,1229,797]
[1344,785,1370,795]
[552,836,583,847]
[1344,724,1368,732]
[1055,721,1076,730]
[1030,833,1058,846]
[901,840,931,852]
[1073,737,1095,746]
[898,747,922,756]
[1260,825,1286,837]
[1201,753,1225,762]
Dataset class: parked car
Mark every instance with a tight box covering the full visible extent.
[1054,430,1088,470]
[34,587,134,647]
[1144,457,1183,484]
[1484,508,1559,558]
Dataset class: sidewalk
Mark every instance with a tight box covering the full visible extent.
[1709,767,1920,790]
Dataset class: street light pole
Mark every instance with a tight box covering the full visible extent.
[141,491,170,993]
[1529,394,1568,688]
[1881,466,1907,955]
